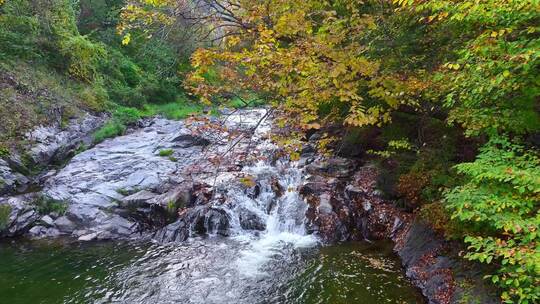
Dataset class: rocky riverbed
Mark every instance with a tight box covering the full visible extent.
[0,109,498,304]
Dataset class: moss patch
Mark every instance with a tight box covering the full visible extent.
[0,204,12,230]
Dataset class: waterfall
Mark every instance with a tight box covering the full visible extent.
[200,109,318,277]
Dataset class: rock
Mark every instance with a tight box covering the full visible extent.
[238,208,266,231]
[78,232,99,241]
[28,225,45,236]
[395,221,499,304]
[28,225,61,238]
[172,131,210,148]
[153,219,190,243]
[40,215,54,227]
[149,183,192,210]
[1,109,270,241]
[25,113,106,166]
[300,175,335,196]
[305,157,357,178]
[397,222,445,269]
[41,118,210,238]
[53,216,76,232]
[0,159,30,195]
[188,206,230,236]
[153,205,231,243]
[0,193,39,237]
[121,190,158,208]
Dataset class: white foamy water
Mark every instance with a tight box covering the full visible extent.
[232,161,318,277]
[217,110,319,277]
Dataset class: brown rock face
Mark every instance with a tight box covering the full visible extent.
[299,160,498,304]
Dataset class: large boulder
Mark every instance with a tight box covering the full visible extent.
[25,113,106,166]
[171,130,211,148]
[153,205,231,243]
[0,193,39,237]
[305,157,357,178]
[238,207,266,231]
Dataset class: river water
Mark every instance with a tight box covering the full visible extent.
[0,109,424,303]
[0,238,423,303]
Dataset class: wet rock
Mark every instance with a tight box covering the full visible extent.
[393,221,499,304]
[270,177,284,197]
[398,222,446,272]
[153,219,190,243]
[0,159,30,195]
[153,205,231,243]
[238,208,266,231]
[245,184,261,199]
[188,206,230,236]
[25,113,106,166]
[305,157,357,178]
[0,193,39,237]
[299,175,335,196]
[28,225,61,238]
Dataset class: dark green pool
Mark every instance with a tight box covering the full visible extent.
[0,238,423,304]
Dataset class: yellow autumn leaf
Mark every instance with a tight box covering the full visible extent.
[121,33,131,45]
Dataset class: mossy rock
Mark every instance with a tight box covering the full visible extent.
[0,204,12,230]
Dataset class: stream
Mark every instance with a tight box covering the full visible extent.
[0,109,424,303]
[0,239,423,303]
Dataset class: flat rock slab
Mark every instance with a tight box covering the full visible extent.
[42,118,208,238]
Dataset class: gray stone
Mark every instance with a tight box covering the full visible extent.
[25,113,106,166]
[305,157,357,178]
[78,232,99,241]
[53,216,76,232]
[154,205,230,243]
[0,159,30,195]
[40,215,54,227]
[0,193,39,237]
[41,118,206,237]
[153,219,189,243]
[238,208,266,231]
[171,130,210,148]
[1,109,270,241]
[151,184,192,209]
[28,225,45,237]
[121,190,158,208]
[28,225,61,238]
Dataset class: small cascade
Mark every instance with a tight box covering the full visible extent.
[154,109,318,276]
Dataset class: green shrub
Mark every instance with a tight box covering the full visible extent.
[0,145,9,158]
[143,100,202,120]
[59,35,106,82]
[79,81,109,112]
[93,121,125,143]
[92,106,144,143]
[445,136,540,304]
[108,83,146,108]
[113,106,142,125]
[0,204,12,230]
[0,1,40,59]
[33,196,68,215]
